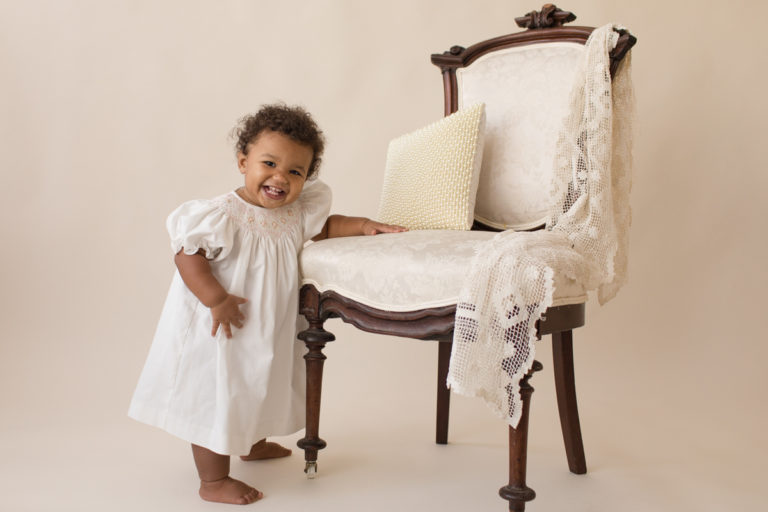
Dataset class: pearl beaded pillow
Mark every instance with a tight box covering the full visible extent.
[377,103,486,230]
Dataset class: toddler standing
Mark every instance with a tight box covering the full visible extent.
[128,104,405,504]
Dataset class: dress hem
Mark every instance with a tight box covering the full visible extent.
[128,400,304,456]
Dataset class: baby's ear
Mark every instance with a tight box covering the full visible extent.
[237,152,247,173]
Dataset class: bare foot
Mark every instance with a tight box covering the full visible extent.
[240,439,292,461]
[199,476,263,505]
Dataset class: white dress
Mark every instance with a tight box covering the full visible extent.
[128,180,331,456]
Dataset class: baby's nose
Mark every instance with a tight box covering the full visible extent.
[272,171,289,183]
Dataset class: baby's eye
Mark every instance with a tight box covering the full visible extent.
[290,170,303,176]
[263,161,276,168]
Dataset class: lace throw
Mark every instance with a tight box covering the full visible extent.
[448,24,635,427]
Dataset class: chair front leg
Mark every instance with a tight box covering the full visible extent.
[297,286,334,478]
[552,330,587,474]
[499,360,542,512]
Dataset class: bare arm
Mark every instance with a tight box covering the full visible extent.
[174,249,247,338]
[312,214,407,241]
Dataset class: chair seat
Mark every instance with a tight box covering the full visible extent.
[300,230,587,312]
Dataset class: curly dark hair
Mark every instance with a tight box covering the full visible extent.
[233,103,325,179]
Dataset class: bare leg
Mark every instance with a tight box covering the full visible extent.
[191,444,263,504]
[240,438,292,461]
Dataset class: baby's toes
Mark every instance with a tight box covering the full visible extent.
[244,488,262,503]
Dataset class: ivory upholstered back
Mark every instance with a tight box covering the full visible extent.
[456,42,584,230]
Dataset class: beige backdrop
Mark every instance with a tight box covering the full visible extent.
[1,1,766,511]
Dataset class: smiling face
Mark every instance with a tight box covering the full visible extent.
[236,130,313,208]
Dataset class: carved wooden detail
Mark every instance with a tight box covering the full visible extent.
[299,284,456,341]
[431,26,594,72]
[431,7,637,118]
[609,29,637,77]
[296,338,328,462]
[299,284,584,341]
[515,4,576,30]
[448,45,465,55]
[297,285,333,465]
[499,360,543,511]
[432,25,635,93]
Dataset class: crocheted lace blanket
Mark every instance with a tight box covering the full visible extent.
[448,24,634,427]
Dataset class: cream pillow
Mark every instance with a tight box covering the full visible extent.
[377,103,486,230]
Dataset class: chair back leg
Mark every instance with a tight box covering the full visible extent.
[552,330,588,474]
[435,340,452,444]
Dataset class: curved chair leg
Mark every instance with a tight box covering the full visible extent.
[552,330,587,474]
[435,340,451,444]
[499,360,542,511]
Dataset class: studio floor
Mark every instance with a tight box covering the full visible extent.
[2,330,762,512]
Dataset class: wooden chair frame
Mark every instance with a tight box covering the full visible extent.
[297,5,635,510]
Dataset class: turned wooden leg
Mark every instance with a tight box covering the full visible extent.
[296,286,335,478]
[296,324,333,477]
[499,360,542,512]
[552,330,587,474]
[435,340,451,445]
[296,285,336,478]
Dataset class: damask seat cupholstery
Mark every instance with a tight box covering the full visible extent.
[301,230,587,312]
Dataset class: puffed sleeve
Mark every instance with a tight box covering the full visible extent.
[300,179,332,243]
[166,198,234,261]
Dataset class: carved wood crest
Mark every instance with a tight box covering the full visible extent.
[515,3,576,29]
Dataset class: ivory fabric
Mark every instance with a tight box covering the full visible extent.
[129,180,331,455]
[299,230,586,312]
[378,103,486,230]
[448,25,635,427]
[457,42,584,230]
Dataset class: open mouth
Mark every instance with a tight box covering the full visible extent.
[262,185,286,200]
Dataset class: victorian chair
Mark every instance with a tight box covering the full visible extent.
[296,5,635,510]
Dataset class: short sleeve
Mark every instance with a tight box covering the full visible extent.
[166,198,234,261]
[300,180,332,243]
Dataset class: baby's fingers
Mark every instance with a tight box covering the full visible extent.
[382,224,407,233]
[369,223,407,235]
[222,322,233,339]
[211,320,220,337]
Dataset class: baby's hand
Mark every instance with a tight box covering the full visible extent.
[361,220,408,236]
[210,294,248,339]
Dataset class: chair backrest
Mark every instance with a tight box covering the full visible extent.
[431,4,634,231]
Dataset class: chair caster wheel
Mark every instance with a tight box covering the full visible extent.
[304,461,317,479]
